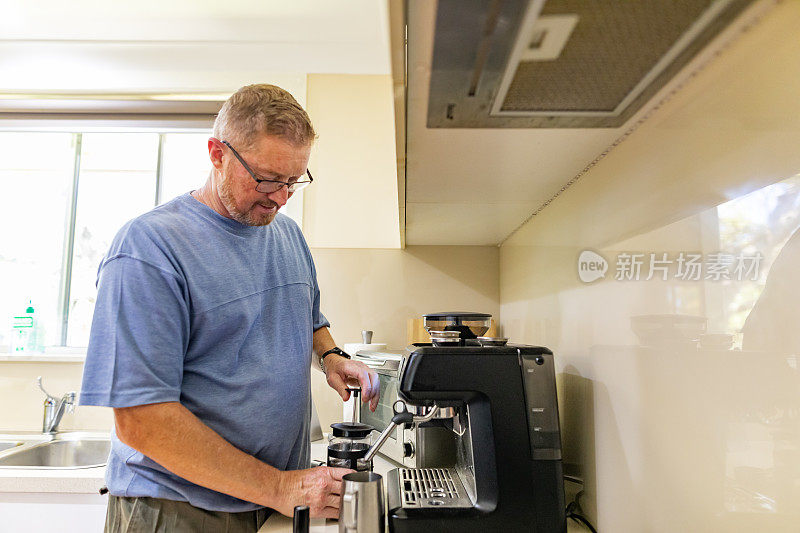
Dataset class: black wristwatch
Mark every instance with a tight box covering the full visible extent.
[320,347,350,373]
[321,347,350,361]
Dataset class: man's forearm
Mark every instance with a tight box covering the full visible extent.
[114,402,281,507]
[312,326,337,371]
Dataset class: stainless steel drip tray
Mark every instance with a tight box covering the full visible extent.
[396,468,473,509]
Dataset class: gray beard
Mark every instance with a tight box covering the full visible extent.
[218,173,275,227]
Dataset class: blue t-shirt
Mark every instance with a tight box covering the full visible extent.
[80,192,329,512]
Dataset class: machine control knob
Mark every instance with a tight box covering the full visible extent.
[403,441,415,458]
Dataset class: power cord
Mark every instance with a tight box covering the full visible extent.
[566,499,598,533]
[564,475,598,532]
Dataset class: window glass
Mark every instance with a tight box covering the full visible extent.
[717,175,800,333]
[159,133,212,204]
[66,133,159,346]
[0,132,75,348]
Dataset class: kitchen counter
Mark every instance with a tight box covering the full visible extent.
[259,441,592,532]
[0,432,108,533]
[0,464,105,493]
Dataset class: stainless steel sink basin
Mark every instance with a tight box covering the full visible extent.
[0,432,110,469]
[0,442,23,453]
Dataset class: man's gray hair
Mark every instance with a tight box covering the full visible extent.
[213,84,316,149]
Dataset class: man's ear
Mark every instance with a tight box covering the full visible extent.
[208,138,225,171]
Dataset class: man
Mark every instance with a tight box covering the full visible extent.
[80,84,380,532]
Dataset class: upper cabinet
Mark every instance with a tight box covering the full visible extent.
[304,74,402,249]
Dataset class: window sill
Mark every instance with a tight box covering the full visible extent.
[0,350,87,363]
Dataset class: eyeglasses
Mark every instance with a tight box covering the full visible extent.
[221,140,313,194]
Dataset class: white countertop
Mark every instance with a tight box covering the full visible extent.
[0,465,105,494]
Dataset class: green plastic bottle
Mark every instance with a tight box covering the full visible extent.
[11,301,44,355]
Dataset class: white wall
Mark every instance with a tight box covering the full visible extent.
[499,2,800,531]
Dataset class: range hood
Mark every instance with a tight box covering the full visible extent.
[400,0,770,245]
[427,0,754,128]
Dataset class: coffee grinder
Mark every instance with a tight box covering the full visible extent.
[422,312,491,346]
[385,343,567,532]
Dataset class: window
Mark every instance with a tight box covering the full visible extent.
[0,133,75,348]
[0,130,305,351]
[66,133,160,346]
[716,174,800,333]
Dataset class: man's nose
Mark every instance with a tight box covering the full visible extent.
[266,185,290,207]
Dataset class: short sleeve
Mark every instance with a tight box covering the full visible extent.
[79,255,190,408]
[310,255,329,331]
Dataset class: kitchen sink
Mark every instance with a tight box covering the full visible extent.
[0,432,110,469]
[0,442,23,453]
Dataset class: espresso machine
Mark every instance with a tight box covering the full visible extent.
[384,343,566,532]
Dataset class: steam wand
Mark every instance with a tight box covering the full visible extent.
[363,400,440,462]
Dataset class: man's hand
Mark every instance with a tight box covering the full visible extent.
[324,355,380,411]
[274,466,351,519]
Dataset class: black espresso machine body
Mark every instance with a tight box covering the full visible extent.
[387,344,566,533]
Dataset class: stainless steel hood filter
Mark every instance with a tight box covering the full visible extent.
[426,0,755,128]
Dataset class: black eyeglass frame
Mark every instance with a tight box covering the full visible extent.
[221,140,313,194]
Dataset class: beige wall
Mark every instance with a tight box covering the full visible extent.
[0,246,499,435]
[0,362,111,432]
[310,245,500,428]
[499,3,800,531]
[304,74,401,248]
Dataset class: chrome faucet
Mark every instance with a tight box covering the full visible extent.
[36,376,76,434]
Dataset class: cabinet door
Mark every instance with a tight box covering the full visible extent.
[0,493,106,532]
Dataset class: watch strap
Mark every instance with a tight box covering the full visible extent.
[320,346,350,361]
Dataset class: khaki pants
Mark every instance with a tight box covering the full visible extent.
[105,495,273,533]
